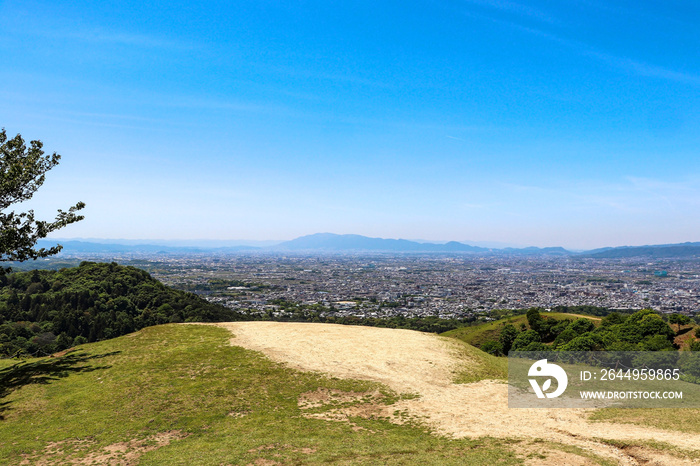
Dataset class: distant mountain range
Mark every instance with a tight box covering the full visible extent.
[272,233,486,253]
[36,235,700,258]
[585,242,700,259]
[35,240,259,255]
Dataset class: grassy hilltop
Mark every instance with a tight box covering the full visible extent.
[2,322,700,464]
[0,324,519,465]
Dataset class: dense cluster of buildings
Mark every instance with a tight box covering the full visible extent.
[131,253,700,319]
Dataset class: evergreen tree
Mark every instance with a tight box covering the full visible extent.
[0,128,85,272]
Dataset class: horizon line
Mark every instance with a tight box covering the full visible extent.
[41,234,700,252]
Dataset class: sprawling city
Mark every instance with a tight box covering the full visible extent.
[38,250,700,319]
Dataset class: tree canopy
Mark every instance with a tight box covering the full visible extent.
[0,129,85,271]
[479,309,679,355]
[0,261,248,357]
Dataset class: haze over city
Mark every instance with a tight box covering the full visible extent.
[1,1,699,249]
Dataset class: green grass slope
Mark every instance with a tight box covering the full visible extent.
[441,312,600,348]
[443,336,508,383]
[0,324,519,465]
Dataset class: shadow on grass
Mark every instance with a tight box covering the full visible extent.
[0,350,119,419]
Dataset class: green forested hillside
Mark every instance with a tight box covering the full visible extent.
[441,312,601,349]
[444,308,696,356]
[0,262,244,357]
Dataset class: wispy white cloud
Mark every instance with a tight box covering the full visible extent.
[462,202,488,209]
[581,50,700,86]
[3,19,194,51]
[461,0,559,25]
[259,62,396,90]
[455,3,700,87]
[55,28,192,49]
[15,112,173,132]
[499,176,700,216]
[498,182,551,193]
[573,0,699,31]
[624,176,699,193]
[162,96,302,119]
[56,110,170,124]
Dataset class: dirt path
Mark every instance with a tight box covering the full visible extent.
[214,322,700,465]
[561,313,602,321]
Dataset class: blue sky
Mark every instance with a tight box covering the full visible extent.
[1,0,699,249]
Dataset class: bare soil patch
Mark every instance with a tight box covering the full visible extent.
[513,441,599,465]
[245,443,317,466]
[19,431,187,465]
[215,322,700,465]
[297,387,413,430]
[561,313,602,321]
